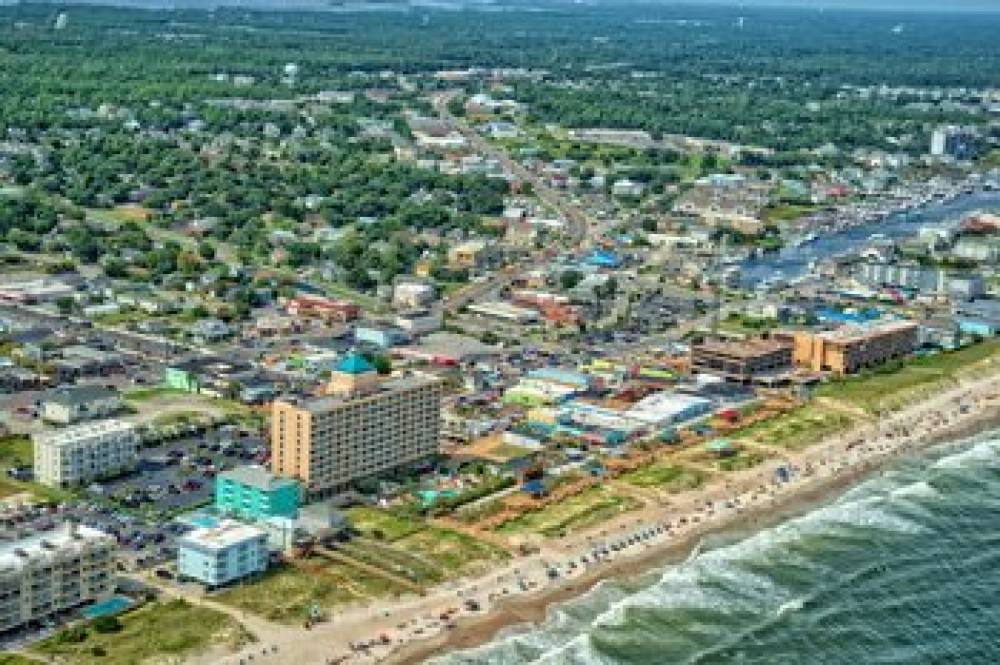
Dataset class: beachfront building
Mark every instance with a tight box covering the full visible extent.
[33,419,139,488]
[691,338,793,383]
[215,465,300,521]
[271,353,443,499]
[177,520,268,587]
[782,321,918,375]
[0,524,115,633]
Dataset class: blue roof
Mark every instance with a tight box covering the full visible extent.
[336,352,376,375]
[585,250,620,267]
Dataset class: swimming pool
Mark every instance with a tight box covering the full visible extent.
[416,489,460,506]
[82,596,133,619]
[177,512,220,529]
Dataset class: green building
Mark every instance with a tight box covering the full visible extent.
[215,465,300,521]
[164,366,200,393]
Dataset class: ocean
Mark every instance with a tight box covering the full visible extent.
[432,430,1000,665]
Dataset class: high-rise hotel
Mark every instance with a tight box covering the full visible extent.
[271,353,442,499]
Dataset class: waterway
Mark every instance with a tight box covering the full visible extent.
[739,190,1000,287]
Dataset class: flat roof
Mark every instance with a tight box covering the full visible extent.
[34,418,135,447]
[695,338,791,359]
[407,332,502,360]
[625,392,713,424]
[0,524,111,572]
[816,320,917,343]
[219,465,298,492]
[292,372,439,414]
[178,519,266,551]
[42,384,119,407]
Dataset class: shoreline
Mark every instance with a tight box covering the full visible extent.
[387,383,1000,665]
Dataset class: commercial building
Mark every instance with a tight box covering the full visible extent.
[625,392,714,427]
[33,419,139,488]
[393,282,436,309]
[467,302,539,323]
[354,324,409,349]
[783,321,918,375]
[40,385,122,425]
[271,353,443,499]
[0,524,115,633]
[215,465,300,521]
[691,338,793,383]
[394,309,442,336]
[177,520,268,587]
[285,295,360,323]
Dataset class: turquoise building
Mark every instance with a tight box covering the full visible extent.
[215,465,300,521]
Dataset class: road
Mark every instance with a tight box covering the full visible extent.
[430,91,606,315]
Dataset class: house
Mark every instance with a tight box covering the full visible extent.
[612,179,645,198]
[394,309,442,336]
[393,281,436,309]
[448,240,499,270]
[354,323,409,349]
[188,318,232,343]
[40,385,123,425]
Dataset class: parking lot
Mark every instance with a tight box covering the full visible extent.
[2,422,268,576]
[91,425,266,515]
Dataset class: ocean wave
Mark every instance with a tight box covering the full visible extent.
[433,433,1000,665]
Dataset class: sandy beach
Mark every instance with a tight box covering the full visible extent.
[196,371,1000,665]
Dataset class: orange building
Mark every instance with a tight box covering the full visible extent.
[271,353,442,499]
[782,321,918,375]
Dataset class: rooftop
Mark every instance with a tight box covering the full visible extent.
[42,384,119,407]
[695,338,792,359]
[219,465,298,492]
[0,524,112,572]
[34,418,136,447]
[292,372,440,414]
[335,352,376,375]
[178,519,266,551]
[816,320,917,343]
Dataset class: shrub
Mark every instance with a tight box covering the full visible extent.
[91,615,123,634]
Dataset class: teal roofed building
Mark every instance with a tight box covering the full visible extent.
[336,352,376,375]
[215,465,300,521]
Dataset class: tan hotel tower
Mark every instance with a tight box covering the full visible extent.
[271,353,442,499]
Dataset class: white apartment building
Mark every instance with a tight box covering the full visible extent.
[33,419,139,488]
[0,524,116,633]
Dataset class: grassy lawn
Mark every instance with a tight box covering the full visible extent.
[88,205,151,223]
[731,406,853,451]
[496,486,641,537]
[0,435,76,502]
[0,435,32,467]
[620,462,707,492]
[215,559,408,624]
[346,506,425,541]
[123,386,188,402]
[489,443,535,461]
[32,599,253,664]
[347,506,509,574]
[396,527,509,574]
[814,340,1000,413]
[717,450,771,473]
[761,203,818,223]
[0,653,42,664]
